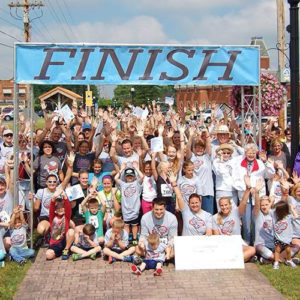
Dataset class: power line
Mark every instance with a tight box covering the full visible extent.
[44,0,72,42]
[0,41,13,48]
[32,7,55,41]
[55,0,78,42]
[0,29,22,42]
[0,15,23,30]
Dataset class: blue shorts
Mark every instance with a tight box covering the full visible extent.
[143,259,163,270]
[49,238,66,257]
[72,243,93,252]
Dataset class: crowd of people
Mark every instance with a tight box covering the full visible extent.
[0,98,299,274]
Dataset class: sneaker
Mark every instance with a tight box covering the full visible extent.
[259,257,266,265]
[132,239,138,246]
[273,262,279,270]
[249,255,258,263]
[90,253,97,260]
[0,261,5,268]
[71,254,82,261]
[108,256,116,264]
[292,257,300,265]
[285,260,297,268]
[153,267,163,276]
[131,264,141,275]
[128,233,133,242]
[18,260,26,266]
[122,255,134,262]
[133,256,143,265]
[62,249,70,260]
[5,254,12,262]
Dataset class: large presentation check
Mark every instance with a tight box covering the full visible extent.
[174,235,244,270]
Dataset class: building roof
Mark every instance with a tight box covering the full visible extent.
[38,86,83,101]
[250,37,269,57]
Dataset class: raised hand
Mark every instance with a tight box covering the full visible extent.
[244,175,251,189]
[179,124,186,135]
[292,171,300,184]
[168,171,177,184]
[111,131,118,143]
[167,127,174,139]
[259,150,267,163]
[255,178,264,191]
[67,152,75,165]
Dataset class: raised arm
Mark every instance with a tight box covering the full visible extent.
[238,175,252,216]
[253,178,265,217]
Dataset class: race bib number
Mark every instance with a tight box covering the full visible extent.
[78,204,83,216]
[89,215,99,228]
[161,184,172,197]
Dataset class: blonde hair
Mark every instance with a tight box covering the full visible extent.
[112,219,124,229]
[147,233,159,245]
[217,197,232,225]
[291,183,300,198]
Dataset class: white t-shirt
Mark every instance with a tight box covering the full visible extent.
[181,204,212,236]
[191,153,214,196]
[254,210,275,248]
[212,207,241,235]
[142,175,157,202]
[289,196,300,239]
[141,211,178,245]
[178,176,202,204]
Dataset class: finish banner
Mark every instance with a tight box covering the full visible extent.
[15,43,259,86]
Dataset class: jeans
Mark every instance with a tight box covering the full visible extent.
[201,195,214,214]
[241,200,255,245]
[9,247,35,263]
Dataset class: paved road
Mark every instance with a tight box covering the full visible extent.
[14,249,284,300]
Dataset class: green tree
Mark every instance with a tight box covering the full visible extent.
[114,85,175,106]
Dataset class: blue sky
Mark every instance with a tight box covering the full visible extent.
[0,0,289,80]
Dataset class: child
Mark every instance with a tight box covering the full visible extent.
[273,201,298,269]
[9,205,35,266]
[88,159,104,192]
[114,162,144,245]
[103,219,135,264]
[141,160,157,214]
[81,196,105,244]
[131,233,166,276]
[45,194,75,260]
[71,224,102,260]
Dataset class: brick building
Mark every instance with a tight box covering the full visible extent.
[175,38,270,111]
[0,79,28,107]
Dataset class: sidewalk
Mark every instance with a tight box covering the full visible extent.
[14,249,284,300]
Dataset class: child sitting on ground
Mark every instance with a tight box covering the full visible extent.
[103,219,135,264]
[9,205,35,266]
[131,233,166,276]
[81,195,105,244]
[71,224,102,261]
[273,201,299,269]
[45,192,75,260]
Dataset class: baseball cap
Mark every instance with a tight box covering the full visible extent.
[3,129,13,136]
[82,123,92,131]
[124,168,135,177]
[0,176,6,184]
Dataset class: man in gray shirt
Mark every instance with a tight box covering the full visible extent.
[137,198,178,260]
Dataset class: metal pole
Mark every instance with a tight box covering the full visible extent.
[241,86,245,146]
[288,0,299,163]
[13,46,19,207]
[29,85,34,248]
[258,84,262,150]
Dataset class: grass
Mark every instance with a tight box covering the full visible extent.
[0,260,32,300]
[3,118,45,131]
[257,255,300,300]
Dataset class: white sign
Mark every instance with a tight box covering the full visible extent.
[281,68,290,83]
[132,107,144,118]
[151,136,164,153]
[141,107,149,120]
[60,105,74,123]
[65,184,84,202]
[0,211,10,223]
[174,235,244,270]
[165,97,174,105]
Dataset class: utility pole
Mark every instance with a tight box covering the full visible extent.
[277,0,287,130]
[8,0,44,42]
[287,0,300,164]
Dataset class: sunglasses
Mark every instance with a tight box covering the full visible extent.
[222,152,231,155]
[103,144,109,146]
[4,134,13,137]
[47,180,57,184]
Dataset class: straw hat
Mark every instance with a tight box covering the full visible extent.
[215,125,230,134]
[216,143,234,154]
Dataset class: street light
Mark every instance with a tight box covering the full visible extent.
[113,99,117,109]
[287,0,299,162]
[130,87,135,105]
